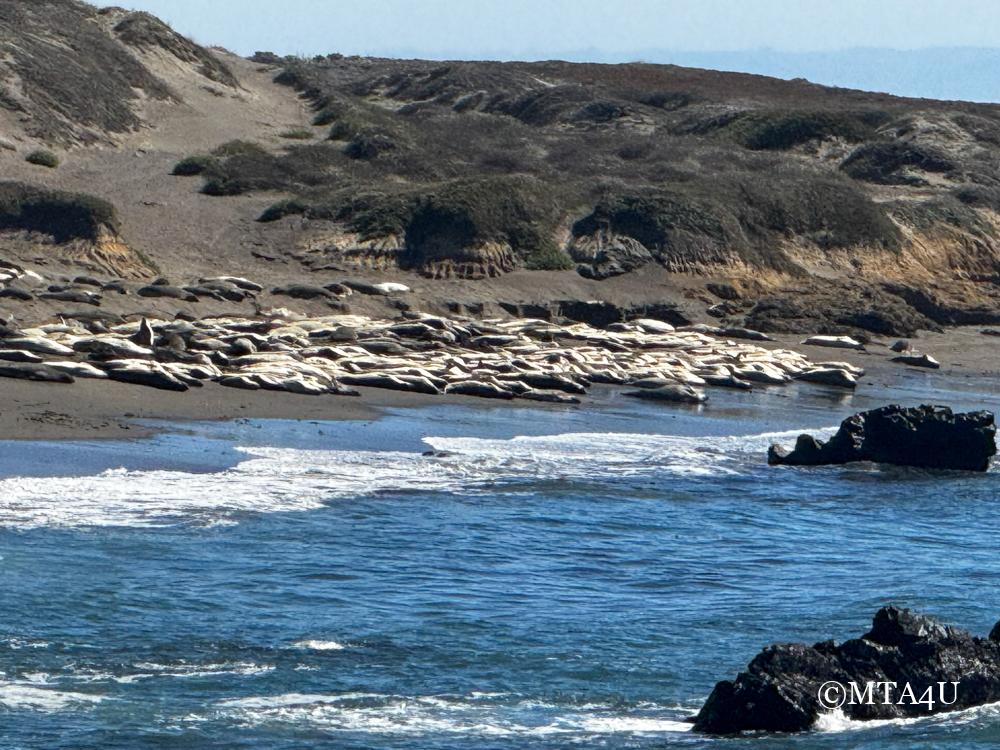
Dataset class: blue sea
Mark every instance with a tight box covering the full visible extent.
[3,370,1000,749]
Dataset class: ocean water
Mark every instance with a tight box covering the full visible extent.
[3,369,1000,749]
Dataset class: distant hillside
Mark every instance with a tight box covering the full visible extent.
[623,48,1000,104]
[2,2,1000,337]
[0,0,239,144]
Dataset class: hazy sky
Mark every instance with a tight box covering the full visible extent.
[96,0,1000,59]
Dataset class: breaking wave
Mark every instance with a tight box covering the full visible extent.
[216,692,694,737]
[0,427,832,529]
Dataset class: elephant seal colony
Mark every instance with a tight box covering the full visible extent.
[0,307,865,405]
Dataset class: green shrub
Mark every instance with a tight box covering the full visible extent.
[258,198,309,222]
[0,181,118,241]
[343,133,396,160]
[279,128,313,140]
[25,149,59,168]
[841,141,957,184]
[328,118,363,141]
[211,140,268,158]
[171,155,215,176]
[525,243,574,270]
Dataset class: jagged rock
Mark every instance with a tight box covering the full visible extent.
[693,606,1000,734]
[624,384,707,403]
[556,300,689,329]
[892,353,940,369]
[768,404,996,471]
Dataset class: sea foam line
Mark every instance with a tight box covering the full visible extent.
[216,691,694,736]
[0,427,832,529]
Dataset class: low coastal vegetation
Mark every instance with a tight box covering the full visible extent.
[0,181,118,242]
[172,53,998,289]
[25,149,59,168]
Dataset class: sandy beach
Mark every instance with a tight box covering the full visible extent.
[0,325,994,441]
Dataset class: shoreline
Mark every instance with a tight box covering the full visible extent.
[0,324,996,442]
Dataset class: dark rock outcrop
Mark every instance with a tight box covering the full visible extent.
[555,300,689,329]
[693,606,1000,734]
[768,404,996,471]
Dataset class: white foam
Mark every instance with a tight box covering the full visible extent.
[814,700,1000,733]
[0,681,103,711]
[291,640,346,651]
[66,661,273,684]
[216,692,693,737]
[0,426,832,529]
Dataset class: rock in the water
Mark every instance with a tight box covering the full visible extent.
[693,606,1000,734]
[801,335,865,351]
[892,353,940,369]
[768,404,996,471]
[624,384,707,404]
